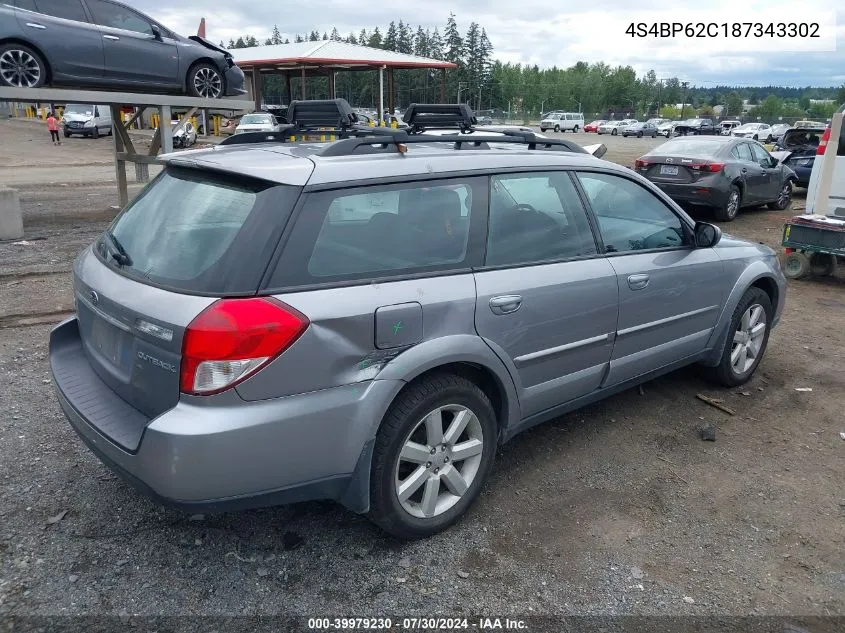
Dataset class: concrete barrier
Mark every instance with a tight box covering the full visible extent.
[0,187,24,241]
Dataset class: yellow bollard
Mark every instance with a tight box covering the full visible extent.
[391,120,397,129]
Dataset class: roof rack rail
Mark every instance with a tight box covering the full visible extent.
[402,103,476,133]
[317,130,593,157]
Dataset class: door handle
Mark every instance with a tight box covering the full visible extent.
[489,295,522,315]
[627,274,650,290]
[25,22,46,29]
[103,34,120,40]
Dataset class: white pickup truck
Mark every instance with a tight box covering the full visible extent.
[805,103,845,217]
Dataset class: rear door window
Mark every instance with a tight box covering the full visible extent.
[486,172,597,266]
[733,143,754,162]
[99,167,300,294]
[268,178,486,288]
[85,0,153,35]
[33,0,88,21]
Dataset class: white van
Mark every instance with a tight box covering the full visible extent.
[805,104,844,217]
[61,104,113,139]
[539,112,585,133]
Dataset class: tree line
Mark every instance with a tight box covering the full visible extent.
[223,17,844,120]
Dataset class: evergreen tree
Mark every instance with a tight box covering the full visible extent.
[368,27,383,48]
[414,27,428,57]
[295,34,304,43]
[384,21,398,51]
[234,36,246,48]
[359,29,368,46]
[323,32,329,40]
[309,30,320,41]
[348,32,358,45]
[271,25,282,45]
[444,14,463,65]
[331,27,341,41]
[428,27,443,60]
[397,20,412,54]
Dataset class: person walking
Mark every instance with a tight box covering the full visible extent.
[47,111,61,145]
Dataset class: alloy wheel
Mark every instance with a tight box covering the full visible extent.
[193,67,222,98]
[730,304,766,375]
[777,183,791,207]
[726,190,739,218]
[0,49,41,88]
[393,404,485,519]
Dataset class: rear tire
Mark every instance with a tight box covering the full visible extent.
[784,252,811,279]
[637,131,643,138]
[368,373,497,539]
[809,252,837,276]
[554,125,560,133]
[714,185,741,222]
[0,42,47,88]
[63,129,70,138]
[573,125,579,133]
[611,128,617,135]
[92,126,99,139]
[709,287,773,387]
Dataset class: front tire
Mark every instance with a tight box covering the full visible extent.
[368,373,497,539]
[769,182,792,210]
[709,287,773,387]
[573,125,579,133]
[0,43,47,88]
[92,126,99,139]
[714,185,741,221]
[554,125,560,133]
[637,131,643,138]
[611,128,617,135]
[187,63,224,99]
[63,129,70,138]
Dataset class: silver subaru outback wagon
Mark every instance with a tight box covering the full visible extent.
[49,102,786,539]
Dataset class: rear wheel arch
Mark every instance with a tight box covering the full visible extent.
[0,38,52,83]
[388,362,509,439]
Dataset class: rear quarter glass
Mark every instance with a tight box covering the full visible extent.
[98,167,301,295]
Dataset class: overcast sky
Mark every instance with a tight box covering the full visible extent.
[126,0,844,87]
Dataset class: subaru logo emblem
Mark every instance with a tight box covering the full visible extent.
[90,290,99,305]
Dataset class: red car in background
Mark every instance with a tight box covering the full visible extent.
[584,120,607,133]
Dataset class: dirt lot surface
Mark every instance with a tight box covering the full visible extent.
[1,118,843,620]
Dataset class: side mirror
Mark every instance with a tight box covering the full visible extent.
[769,156,779,168]
[694,222,722,248]
[151,24,162,40]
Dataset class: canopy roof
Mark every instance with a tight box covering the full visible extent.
[233,40,456,72]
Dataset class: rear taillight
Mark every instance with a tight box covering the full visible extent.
[817,128,831,155]
[180,298,309,395]
[634,159,650,169]
[689,162,725,173]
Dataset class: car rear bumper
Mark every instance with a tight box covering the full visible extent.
[49,317,398,512]
[650,181,729,208]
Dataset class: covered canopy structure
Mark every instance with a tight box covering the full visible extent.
[231,40,456,116]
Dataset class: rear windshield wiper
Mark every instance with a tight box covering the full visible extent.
[103,230,132,267]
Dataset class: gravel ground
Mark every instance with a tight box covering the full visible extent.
[0,119,843,622]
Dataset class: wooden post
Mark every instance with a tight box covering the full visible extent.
[300,67,306,99]
[110,105,128,207]
[285,72,293,105]
[251,68,262,111]
[387,68,394,115]
[440,68,446,103]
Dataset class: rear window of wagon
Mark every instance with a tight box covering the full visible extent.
[95,167,301,295]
